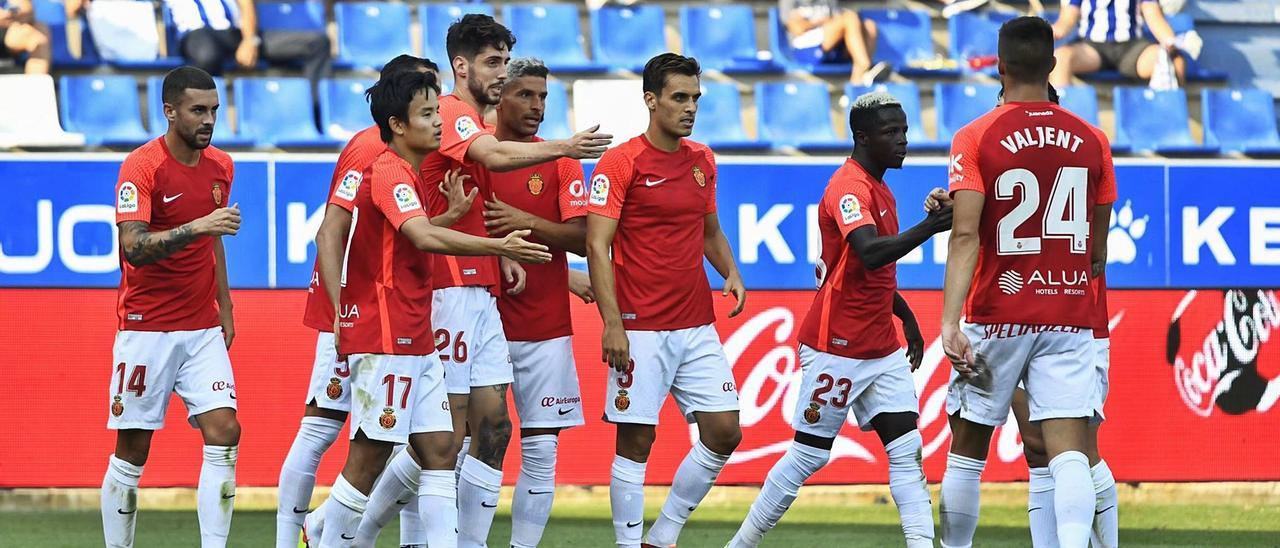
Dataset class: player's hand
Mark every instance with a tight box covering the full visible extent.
[483,194,536,235]
[439,169,478,218]
[723,273,747,318]
[568,269,595,304]
[941,322,976,378]
[602,322,630,372]
[924,187,952,212]
[563,124,612,160]
[195,203,241,237]
[219,304,235,350]
[498,229,552,264]
[500,256,527,295]
[332,315,348,363]
[903,319,924,372]
[926,203,954,234]
[1092,258,1105,279]
[235,38,258,68]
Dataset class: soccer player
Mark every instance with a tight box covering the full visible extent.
[275,54,452,548]
[728,91,952,548]
[415,14,611,546]
[937,16,1116,548]
[308,70,550,546]
[103,66,242,548]
[586,52,747,548]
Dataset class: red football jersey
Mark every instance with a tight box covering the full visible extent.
[798,159,902,359]
[588,135,718,331]
[948,102,1117,328]
[336,149,435,355]
[478,147,587,341]
[115,137,233,332]
[421,93,498,289]
[1092,274,1109,339]
[303,126,385,332]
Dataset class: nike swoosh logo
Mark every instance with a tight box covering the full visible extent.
[117,509,136,515]
[229,394,237,400]
[292,506,308,514]
[341,534,356,540]
[558,408,573,416]
[481,501,498,508]
[1028,506,1042,513]
[395,499,411,505]
[163,193,183,203]
[880,209,889,216]
[687,506,696,512]
[644,178,667,187]
[1095,505,1115,515]
[626,520,642,528]
[221,494,235,500]
[528,489,553,495]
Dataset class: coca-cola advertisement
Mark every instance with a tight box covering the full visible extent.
[3,288,1278,487]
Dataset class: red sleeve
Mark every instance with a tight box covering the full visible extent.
[948,125,984,196]
[215,150,234,202]
[1091,126,1118,205]
[556,157,587,221]
[328,166,364,211]
[825,177,876,237]
[587,148,634,220]
[439,97,492,166]
[702,147,718,214]
[115,152,157,224]
[369,162,427,230]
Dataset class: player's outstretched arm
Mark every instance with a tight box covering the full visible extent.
[213,236,235,349]
[117,204,240,266]
[893,292,924,371]
[398,216,551,263]
[1091,202,1113,278]
[848,205,953,270]
[703,213,747,317]
[941,190,984,374]
[484,197,588,256]
[466,125,612,172]
[586,213,630,371]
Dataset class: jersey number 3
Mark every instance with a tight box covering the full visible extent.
[995,167,1089,255]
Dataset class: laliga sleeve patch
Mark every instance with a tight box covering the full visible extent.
[589,173,610,207]
[393,183,422,213]
[117,182,139,213]
[839,193,863,225]
[454,115,481,141]
[334,170,362,201]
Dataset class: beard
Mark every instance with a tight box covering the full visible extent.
[469,77,499,106]
[181,126,212,150]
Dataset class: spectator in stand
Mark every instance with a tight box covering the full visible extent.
[1050,0,1185,88]
[0,0,51,74]
[779,0,883,84]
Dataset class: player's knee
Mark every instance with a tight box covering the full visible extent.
[616,425,657,461]
[114,432,153,465]
[202,417,241,446]
[701,424,742,456]
[871,412,919,446]
[411,433,456,470]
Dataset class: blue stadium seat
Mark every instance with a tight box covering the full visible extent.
[503,4,607,72]
[765,8,849,76]
[145,76,252,147]
[1055,85,1100,127]
[33,0,101,68]
[93,0,181,70]
[1147,13,1228,81]
[691,81,770,151]
[1113,87,1216,154]
[590,5,667,72]
[1201,88,1280,155]
[235,77,342,147]
[541,79,572,140]
[844,81,945,151]
[680,5,780,73]
[860,9,961,77]
[754,81,845,152]
[257,1,326,32]
[335,2,412,71]
[58,75,149,146]
[934,82,1001,141]
[420,3,495,67]
[948,11,1017,75]
[320,78,377,140]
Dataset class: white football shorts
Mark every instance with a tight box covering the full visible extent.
[348,353,426,444]
[411,352,453,434]
[432,286,514,394]
[1091,337,1110,424]
[792,345,919,436]
[604,324,740,425]
[107,327,236,430]
[510,336,584,429]
[305,331,352,412]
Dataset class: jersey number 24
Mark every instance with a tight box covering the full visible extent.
[995,167,1089,256]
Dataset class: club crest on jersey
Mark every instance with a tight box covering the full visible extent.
[614,389,630,411]
[111,395,125,417]
[326,377,343,400]
[335,170,362,201]
[117,182,139,213]
[527,172,545,195]
[455,115,481,141]
[393,183,422,213]
[803,402,821,424]
[693,165,706,187]
[379,407,397,429]
[839,194,863,224]
[589,174,610,207]
[212,182,223,206]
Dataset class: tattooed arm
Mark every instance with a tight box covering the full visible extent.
[117,205,241,266]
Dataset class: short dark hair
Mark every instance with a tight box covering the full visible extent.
[848,91,904,138]
[380,55,440,80]
[998,16,1055,83]
[996,83,1061,104]
[161,66,217,105]
[642,53,701,95]
[446,14,516,65]
[367,71,442,142]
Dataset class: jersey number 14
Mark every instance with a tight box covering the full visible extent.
[995,167,1089,256]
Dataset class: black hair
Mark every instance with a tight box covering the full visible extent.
[446,14,516,66]
[161,66,217,105]
[998,16,1055,83]
[996,83,1061,104]
[642,53,701,95]
[380,55,440,80]
[366,71,442,142]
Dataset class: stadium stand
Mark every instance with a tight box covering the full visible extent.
[334,2,412,71]
[948,10,1016,75]
[319,77,377,140]
[845,81,944,151]
[690,81,770,151]
[233,77,341,147]
[257,0,327,32]
[419,3,495,66]
[144,75,252,147]
[541,78,573,141]
[0,74,85,147]
[755,81,845,152]
[679,5,780,73]
[859,8,961,77]
[934,82,1001,141]
[503,3,607,73]
[1114,87,1216,155]
[765,7,848,76]
[589,5,668,73]
[1056,85,1100,127]
[572,79,647,141]
[1201,87,1280,155]
[58,75,150,146]
[31,0,100,69]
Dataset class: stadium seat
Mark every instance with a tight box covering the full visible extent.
[420,3,495,66]
[1201,88,1280,155]
[0,74,85,148]
[765,8,849,76]
[1113,87,1216,154]
[32,0,101,68]
[860,9,961,77]
[235,77,342,147]
[690,81,770,151]
[572,79,647,142]
[257,1,326,32]
[92,0,180,70]
[540,78,573,140]
[58,75,150,146]
[590,5,667,72]
[934,82,1001,141]
[679,5,780,73]
[145,76,251,147]
[948,11,1017,75]
[754,81,845,152]
[844,81,945,151]
[503,4,607,72]
[1055,85,1100,127]
[335,2,412,71]
[319,78,377,140]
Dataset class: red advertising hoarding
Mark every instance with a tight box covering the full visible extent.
[2,288,1277,487]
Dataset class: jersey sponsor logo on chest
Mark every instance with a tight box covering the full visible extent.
[996,268,1090,296]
